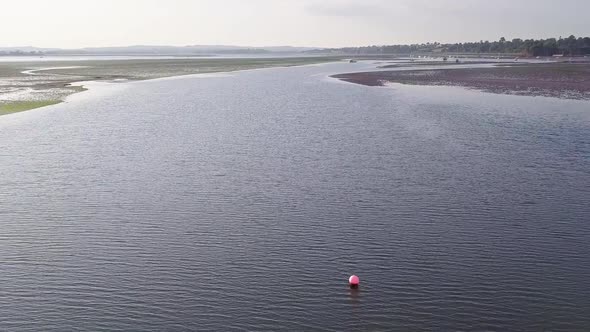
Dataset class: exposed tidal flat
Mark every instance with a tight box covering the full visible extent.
[1,61,589,330]
[0,56,338,114]
[3,56,589,116]
[334,61,590,100]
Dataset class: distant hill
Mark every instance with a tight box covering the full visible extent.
[0,46,59,54]
[0,45,318,56]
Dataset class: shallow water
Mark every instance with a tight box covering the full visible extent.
[1,62,589,331]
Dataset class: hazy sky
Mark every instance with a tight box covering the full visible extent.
[2,0,588,48]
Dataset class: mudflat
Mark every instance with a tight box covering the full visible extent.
[333,62,590,100]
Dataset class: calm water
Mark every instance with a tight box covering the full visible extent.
[1,62,589,331]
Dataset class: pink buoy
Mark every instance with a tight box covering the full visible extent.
[349,275,360,288]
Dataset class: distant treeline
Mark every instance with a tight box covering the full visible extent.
[325,35,590,56]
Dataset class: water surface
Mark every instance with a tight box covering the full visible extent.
[1,62,589,331]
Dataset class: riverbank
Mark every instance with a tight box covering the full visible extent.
[333,62,590,100]
[0,56,340,115]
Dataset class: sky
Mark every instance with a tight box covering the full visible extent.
[1,0,589,48]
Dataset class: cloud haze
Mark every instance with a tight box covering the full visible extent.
[305,0,390,17]
[0,0,588,48]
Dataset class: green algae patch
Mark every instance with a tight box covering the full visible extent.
[0,100,62,116]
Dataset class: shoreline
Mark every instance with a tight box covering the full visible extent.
[332,62,590,100]
[0,57,341,116]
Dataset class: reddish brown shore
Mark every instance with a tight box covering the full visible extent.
[333,63,590,100]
